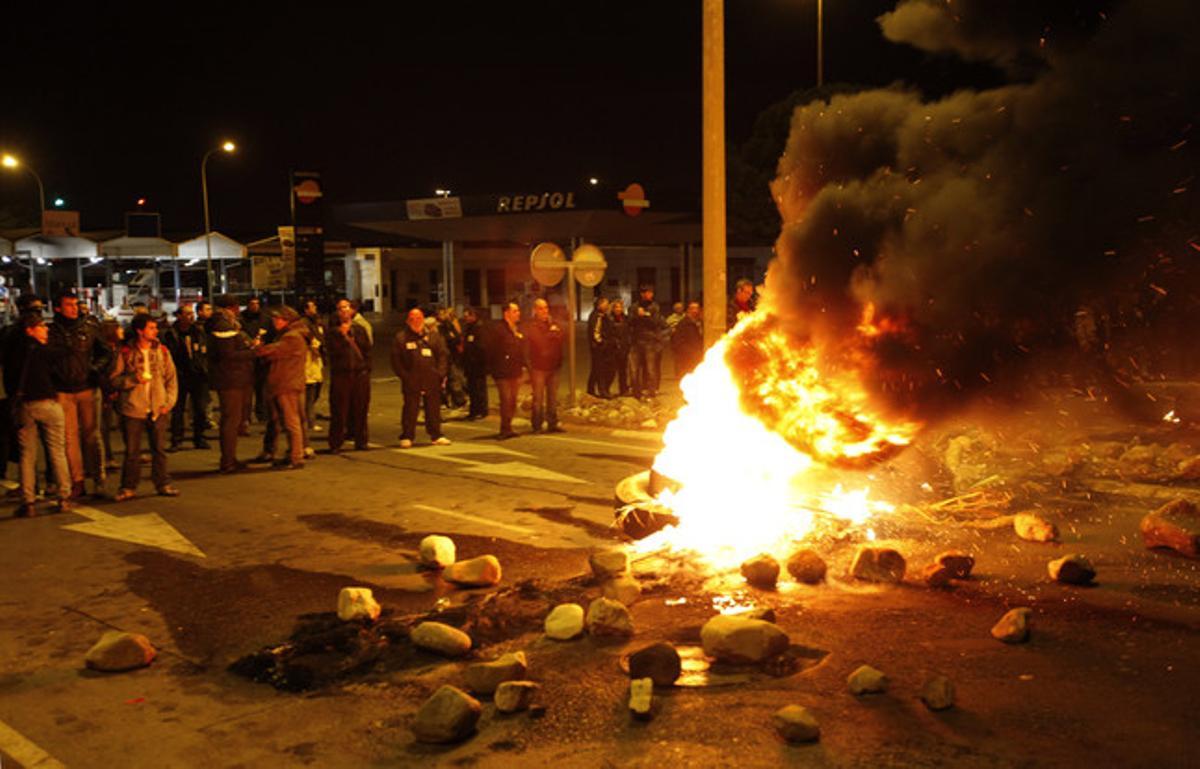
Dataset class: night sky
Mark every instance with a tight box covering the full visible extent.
[2,1,1000,238]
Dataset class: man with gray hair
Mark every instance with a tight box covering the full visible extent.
[524,298,565,433]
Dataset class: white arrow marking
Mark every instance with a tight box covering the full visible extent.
[61,504,205,558]
[0,718,66,769]
[413,504,536,535]
[465,461,585,484]
[391,442,583,483]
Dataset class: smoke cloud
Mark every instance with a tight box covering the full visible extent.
[763,0,1200,417]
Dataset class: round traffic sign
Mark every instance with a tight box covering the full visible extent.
[572,243,607,288]
[530,242,566,286]
[294,179,323,205]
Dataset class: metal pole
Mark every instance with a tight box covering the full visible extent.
[566,238,579,407]
[702,0,728,346]
[201,149,214,299]
[817,0,824,88]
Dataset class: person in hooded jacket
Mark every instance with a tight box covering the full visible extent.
[254,306,310,469]
[207,295,258,473]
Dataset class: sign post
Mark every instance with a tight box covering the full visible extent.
[530,242,607,407]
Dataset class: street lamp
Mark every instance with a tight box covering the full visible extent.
[201,140,237,298]
[1,153,46,222]
[817,0,824,88]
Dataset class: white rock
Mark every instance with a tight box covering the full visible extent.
[991,607,1032,644]
[585,597,635,638]
[411,621,472,657]
[847,664,888,695]
[445,555,502,587]
[589,549,630,579]
[849,547,907,583]
[1048,554,1096,585]
[601,576,642,606]
[629,677,653,719]
[337,587,381,622]
[773,705,820,743]
[412,685,481,743]
[419,535,456,569]
[463,652,528,694]
[495,681,539,713]
[1014,512,1059,543]
[700,615,789,663]
[85,631,156,672]
[920,675,956,711]
[545,603,586,640]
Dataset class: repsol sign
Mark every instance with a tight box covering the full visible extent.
[497,191,576,213]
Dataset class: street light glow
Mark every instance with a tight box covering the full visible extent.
[589,177,599,186]
[222,141,236,153]
[1,154,18,169]
[435,188,451,197]
[54,197,65,207]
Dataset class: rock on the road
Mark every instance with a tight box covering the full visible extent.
[629,677,654,720]
[1014,511,1059,543]
[412,685,482,743]
[445,555,502,587]
[1140,498,1200,558]
[847,664,888,695]
[786,549,827,584]
[586,597,635,638]
[545,603,586,640]
[773,705,820,743]
[85,631,156,672]
[463,651,528,695]
[419,535,456,569]
[991,607,1032,644]
[920,675,956,711]
[336,587,381,622]
[922,563,954,588]
[411,622,473,657]
[495,681,539,713]
[627,642,682,686]
[935,550,975,579]
[740,554,781,589]
[589,549,630,579]
[849,547,907,583]
[1048,554,1096,585]
[700,614,789,664]
[602,576,642,606]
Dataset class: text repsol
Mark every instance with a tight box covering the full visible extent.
[497,192,576,213]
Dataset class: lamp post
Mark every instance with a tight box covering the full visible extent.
[702,0,728,346]
[201,141,236,298]
[817,0,824,88]
[3,153,47,293]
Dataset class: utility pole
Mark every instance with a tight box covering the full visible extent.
[702,0,728,346]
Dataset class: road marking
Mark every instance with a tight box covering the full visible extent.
[538,434,658,454]
[61,504,206,558]
[413,503,536,535]
[391,442,585,483]
[0,479,17,490]
[0,718,67,768]
[611,428,665,442]
[464,461,585,483]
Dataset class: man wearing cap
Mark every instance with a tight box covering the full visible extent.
[207,295,258,473]
[162,304,210,451]
[255,306,311,469]
[391,307,451,448]
[629,284,666,398]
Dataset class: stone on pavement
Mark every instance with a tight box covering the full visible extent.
[627,642,681,686]
[935,550,975,579]
[412,685,482,743]
[1048,554,1096,585]
[336,587,381,622]
[920,675,956,711]
[629,677,654,719]
[700,614,789,664]
[445,555,502,587]
[786,549,827,584]
[847,664,889,695]
[495,681,539,713]
[922,563,954,588]
[85,631,157,672]
[1140,498,1200,558]
[411,621,473,657]
[586,597,635,638]
[740,553,780,588]
[1014,511,1059,543]
[991,607,1032,644]
[463,651,528,694]
[849,547,907,583]
[602,575,642,606]
[419,535,456,569]
[589,549,630,579]
[773,705,820,743]
[544,603,586,640]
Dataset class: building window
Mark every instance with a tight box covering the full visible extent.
[486,268,506,306]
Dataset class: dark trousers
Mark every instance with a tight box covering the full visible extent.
[253,365,268,422]
[465,368,488,417]
[217,387,250,471]
[588,348,611,397]
[304,382,322,430]
[401,386,441,441]
[263,390,306,464]
[530,368,559,430]
[495,377,519,434]
[120,413,170,491]
[608,350,630,395]
[630,343,662,397]
[329,370,370,450]
[171,378,210,445]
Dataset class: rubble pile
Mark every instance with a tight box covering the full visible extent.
[560,394,681,431]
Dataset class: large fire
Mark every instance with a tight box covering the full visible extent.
[638,311,919,570]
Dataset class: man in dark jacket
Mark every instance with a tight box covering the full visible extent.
[326,298,372,452]
[241,295,268,424]
[487,301,526,440]
[11,313,72,517]
[162,304,210,450]
[609,299,632,397]
[391,308,450,448]
[461,307,488,419]
[728,278,757,330]
[671,300,705,378]
[586,296,612,398]
[47,291,112,497]
[255,307,310,469]
[525,298,565,433]
[207,295,257,473]
[629,284,666,399]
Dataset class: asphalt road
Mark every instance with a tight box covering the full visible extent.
[1,361,1199,768]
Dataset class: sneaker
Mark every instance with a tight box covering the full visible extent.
[70,481,86,499]
[219,462,249,474]
[114,488,136,502]
[157,485,182,497]
[303,446,315,458]
[432,436,452,446]
[399,439,414,449]
[194,439,212,450]
[311,424,323,432]
[14,503,36,518]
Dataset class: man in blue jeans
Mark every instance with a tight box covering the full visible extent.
[11,314,72,517]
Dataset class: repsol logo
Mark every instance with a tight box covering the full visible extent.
[497,192,576,213]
